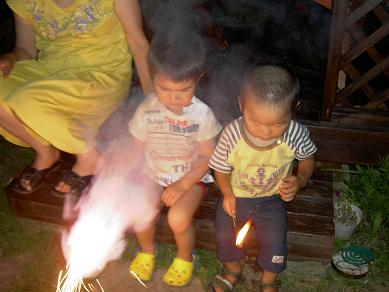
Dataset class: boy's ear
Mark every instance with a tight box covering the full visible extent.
[197,72,205,83]
[238,96,243,112]
[291,99,301,117]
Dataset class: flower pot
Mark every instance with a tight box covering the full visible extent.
[335,204,362,239]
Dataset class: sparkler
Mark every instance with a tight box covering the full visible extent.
[129,270,148,288]
[235,219,252,248]
[55,174,160,292]
[232,215,237,235]
[55,203,124,292]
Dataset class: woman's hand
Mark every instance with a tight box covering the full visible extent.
[0,55,16,78]
[0,13,38,78]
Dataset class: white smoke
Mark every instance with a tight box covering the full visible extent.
[60,95,160,279]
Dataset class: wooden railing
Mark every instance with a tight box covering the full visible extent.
[322,0,389,122]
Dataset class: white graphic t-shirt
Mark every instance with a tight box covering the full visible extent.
[129,95,222,186]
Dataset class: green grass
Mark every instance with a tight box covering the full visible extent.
[1,137,388,291]
[0,138,63,291]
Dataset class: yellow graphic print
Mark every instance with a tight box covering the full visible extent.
[237,164,289,197]
[25,0,109,40]
[229,141,295,198]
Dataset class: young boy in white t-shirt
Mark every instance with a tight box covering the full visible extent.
[128,32,221,286]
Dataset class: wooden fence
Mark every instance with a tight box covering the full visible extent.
[322,0,389,125]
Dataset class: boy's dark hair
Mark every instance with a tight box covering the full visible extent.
[148,31,206,82]
[240,62,300,108]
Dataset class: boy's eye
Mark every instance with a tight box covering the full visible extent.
[156,86,167,91]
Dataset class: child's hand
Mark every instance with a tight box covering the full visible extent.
[222,193,236,217]
[161,181,188,207]
[279,176,303,202]
[0,58,14,78]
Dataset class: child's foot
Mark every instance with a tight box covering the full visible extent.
[209,266,242,292]
[163,254,196,287]
[129,252,155,281]
[259,280,281,292]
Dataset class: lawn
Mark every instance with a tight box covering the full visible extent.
[1,137,388,291]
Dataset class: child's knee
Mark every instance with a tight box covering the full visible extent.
[167,208,192,234]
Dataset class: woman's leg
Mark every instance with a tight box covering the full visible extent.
[167,184,204,261]
[0,107,60,169]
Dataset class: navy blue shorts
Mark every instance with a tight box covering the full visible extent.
[215,195,287,273]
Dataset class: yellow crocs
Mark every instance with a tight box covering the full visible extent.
[163,255,196,287]
[129,252,155,281]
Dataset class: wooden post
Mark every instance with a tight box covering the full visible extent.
[322,0,348,121]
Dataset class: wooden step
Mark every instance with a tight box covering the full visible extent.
[5,154,334,263]
[156,174,334,263]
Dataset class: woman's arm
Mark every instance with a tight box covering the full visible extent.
[314,0,332,10]
[113,0,153,96]
[0,13,37,76]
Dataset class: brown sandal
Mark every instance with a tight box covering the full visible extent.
[259,279,282,291]
[209,266,243,291]
[9,160,62,194]
[51,170,93,198]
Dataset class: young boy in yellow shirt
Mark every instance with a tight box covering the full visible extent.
[209,63,316,292]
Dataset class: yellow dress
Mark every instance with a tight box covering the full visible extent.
[0,0,132,153]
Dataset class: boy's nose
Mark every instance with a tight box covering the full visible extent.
[172,95,181,102]
[261,126,272,136]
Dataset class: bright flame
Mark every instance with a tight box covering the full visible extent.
[56,175,160,291]
[235,220,252,247]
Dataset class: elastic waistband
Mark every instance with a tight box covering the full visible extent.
[236,194,280,203]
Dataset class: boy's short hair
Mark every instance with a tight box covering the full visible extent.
[241,62,300,108]
[148,32,206,82]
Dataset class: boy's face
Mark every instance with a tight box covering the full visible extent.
[153,72,196,115]
[241,94,292,141]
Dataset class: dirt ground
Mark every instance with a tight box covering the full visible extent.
[1,220,388,292]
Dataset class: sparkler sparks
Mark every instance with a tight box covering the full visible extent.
[129,270,148,288]
[55,173,160,292]
[235,219,252,248]
[56,202,125,292]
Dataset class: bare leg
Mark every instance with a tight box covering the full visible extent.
[134,179,163,255]
[135,225,157,254]
[0,107,60,169]
[167,184,204,261]
[261,271,279,292]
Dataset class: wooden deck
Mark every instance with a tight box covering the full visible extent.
[157,173,334,263]
[5,152,334,263]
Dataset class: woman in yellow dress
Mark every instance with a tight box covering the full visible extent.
[0,0,152,196]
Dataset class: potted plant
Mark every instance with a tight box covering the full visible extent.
[333,194,362,239]
[343,156,389,237]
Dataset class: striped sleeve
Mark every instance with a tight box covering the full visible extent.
[285,121,317,160]
[209,119,241,173]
